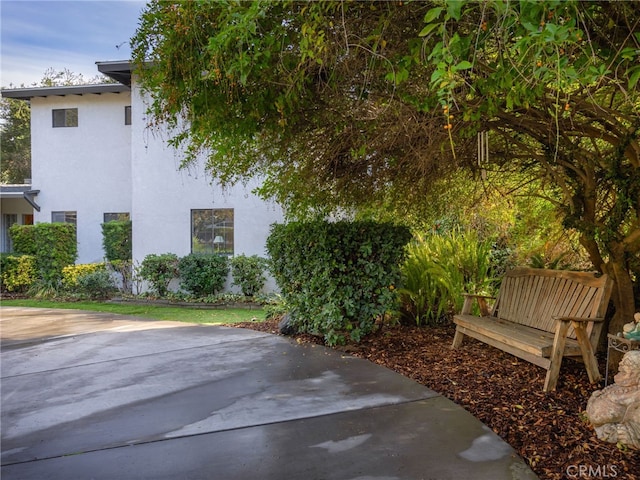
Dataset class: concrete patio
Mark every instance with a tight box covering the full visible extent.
[1,307,538,479]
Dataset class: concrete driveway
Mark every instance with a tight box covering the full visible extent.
[1,307,537,479]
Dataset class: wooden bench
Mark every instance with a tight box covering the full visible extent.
[451,267,613,392]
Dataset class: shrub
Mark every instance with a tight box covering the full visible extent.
[139,253,179,297]
[76,270,117,299]
[178,253,229,296]
[10,223,77,283]
[230,255,267,297]
[267,220,412,346]
[0,254,37,292]
[398,229,495,326]
[62,263,106,290]
[102,220,132,262]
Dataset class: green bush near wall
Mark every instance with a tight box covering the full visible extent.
[266,220,412,346]
[230,255,267,297]
[178,253,229,296]
[0,254,37,292]
[139,253,179,297]
[9,223,77,283]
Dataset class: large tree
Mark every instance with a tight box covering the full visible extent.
[131,0,639,335]
[0,97,31,184]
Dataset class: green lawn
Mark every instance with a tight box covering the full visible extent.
[0,299,265,324]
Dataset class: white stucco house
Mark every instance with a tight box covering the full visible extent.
[1,61,285,292]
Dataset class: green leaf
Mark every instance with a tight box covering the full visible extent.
[423,6,443,23]
[446,0,463,21]
[629,67,640,90]
[418,22,439,37]
[453,60,472,71]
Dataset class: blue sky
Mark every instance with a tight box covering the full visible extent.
[1,0,146,88]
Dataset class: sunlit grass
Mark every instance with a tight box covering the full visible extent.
[0,299,265,324]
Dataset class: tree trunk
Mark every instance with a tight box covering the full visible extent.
[602,249,636,374]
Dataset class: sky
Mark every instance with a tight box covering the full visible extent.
[1,0,147,88]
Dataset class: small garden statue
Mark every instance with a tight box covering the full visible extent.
[586,351,640,450]
[622,312,640,341]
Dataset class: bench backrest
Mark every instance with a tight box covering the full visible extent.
[492,267,613,342]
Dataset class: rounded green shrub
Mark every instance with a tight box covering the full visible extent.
[230,255,267,297]
[178,253,229,296]
[139,253,179,297]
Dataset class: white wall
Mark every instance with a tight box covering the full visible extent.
[31,92,132,264]
[131,81,285,293]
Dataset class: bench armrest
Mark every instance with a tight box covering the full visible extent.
[461,294,496,316]
[553,316,605,323]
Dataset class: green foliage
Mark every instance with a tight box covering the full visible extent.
[0,97,31,184]
[230,255,267,297]
[75,270,117,299]
[0,254,37,292]
[101,220,132,262]
[62,263,106,290]
[398,230,495,326]
[10,223,77,283]
[177,253,229,296]
[266,220,412,345]
[139,253,179,297]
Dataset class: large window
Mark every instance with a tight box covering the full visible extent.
[104,212,130,223]
[191,209,234,255]
[52,211,77,225]
[52,108,78,128]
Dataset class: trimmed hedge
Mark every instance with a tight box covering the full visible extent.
[102,220,132,262]
[9,223,77,283]
[266,220,412,345]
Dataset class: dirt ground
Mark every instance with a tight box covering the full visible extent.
[233,319,639,480]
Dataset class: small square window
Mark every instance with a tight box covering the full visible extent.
[52,211,77,224]
[52,108,78,127]
[124,106,132,125]
[104,212,130,223]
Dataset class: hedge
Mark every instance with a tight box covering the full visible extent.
[266,220,412,345]
[9,223,77,283]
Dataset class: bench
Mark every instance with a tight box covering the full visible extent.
[451,267,614,392]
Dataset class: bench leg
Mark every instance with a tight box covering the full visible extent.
[451,329,465,349]
[544,320,571,392]
[572,321,601,384]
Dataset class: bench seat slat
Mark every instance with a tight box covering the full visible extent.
[453,314,583,358]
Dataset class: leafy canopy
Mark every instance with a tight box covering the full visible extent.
[132,0,639,217]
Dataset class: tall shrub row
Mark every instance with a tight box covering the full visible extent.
[9,223,77,284]
[267,220,412,346]
[102,220,132,261]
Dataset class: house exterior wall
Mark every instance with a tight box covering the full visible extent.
[130,80,284,292]
[30,92,132,264]
[20,78,284,293]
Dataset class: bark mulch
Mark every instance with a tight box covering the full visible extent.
[232,319,639,480]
